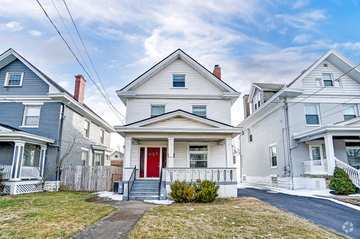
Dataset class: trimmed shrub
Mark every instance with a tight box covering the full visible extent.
[170,181,196,203]
[194,180,219,203]
[170,180,219,203]
[329,167,357,195]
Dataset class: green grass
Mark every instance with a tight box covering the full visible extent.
[0,192,114,239]
[129,198,342,239]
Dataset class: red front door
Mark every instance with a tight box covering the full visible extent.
[146,147,160,177]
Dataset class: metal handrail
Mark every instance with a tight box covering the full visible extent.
[127,166,136,200]
[158,167,163,198]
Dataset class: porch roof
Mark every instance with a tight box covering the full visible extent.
[293,125,360,142]
[0,124,54,144]
[114,109,242,136]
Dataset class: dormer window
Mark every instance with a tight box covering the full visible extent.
[4,72,24,87]
[172,74,186,88]
[322,73,334,87]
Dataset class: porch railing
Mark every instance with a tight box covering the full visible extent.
[335,158,360,188]
[127,166,136,200]
[163,168,237,184]
[0,165,11,179]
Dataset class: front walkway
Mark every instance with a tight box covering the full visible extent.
[238,188,360,239]
[74,199,156,239]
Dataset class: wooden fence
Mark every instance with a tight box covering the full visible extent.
[60,166,121,192]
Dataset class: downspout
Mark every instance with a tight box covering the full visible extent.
[56,103,65,181]
[239,133,243,183]
[283,97,294,190]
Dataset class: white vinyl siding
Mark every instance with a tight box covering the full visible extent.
[22,105,41,127]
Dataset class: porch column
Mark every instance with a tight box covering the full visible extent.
[124,136,132,168]
[39,145,47,178]
[10,141,25,181]
[225,137,233,167]
[168,137,174,167]
[324,134,336,175]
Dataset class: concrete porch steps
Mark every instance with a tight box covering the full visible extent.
[129,179,160,200]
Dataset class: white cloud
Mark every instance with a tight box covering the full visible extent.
[292,0,309,9]
[276,10,326,30]
[0,21,23,32]
[293,34,311,44]
[29,30,42,37]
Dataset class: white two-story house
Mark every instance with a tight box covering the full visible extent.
[239,50,360,190]
[115,49,241,199]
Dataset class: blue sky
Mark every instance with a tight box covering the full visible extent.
[0,0,360,133]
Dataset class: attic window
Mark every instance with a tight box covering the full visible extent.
[172,74,186,88]
[4,72,24,87]
[323,63,328,67]
[322,73,334,87]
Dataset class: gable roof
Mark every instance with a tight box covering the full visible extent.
[288,49,360,88]
[117,49,240,98]
[249,82,285,101]
[0,48,114,132]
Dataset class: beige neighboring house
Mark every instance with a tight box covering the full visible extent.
[115,49,241,200]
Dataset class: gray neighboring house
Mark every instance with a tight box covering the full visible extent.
[0,48,114,195]
[239,49,360,190]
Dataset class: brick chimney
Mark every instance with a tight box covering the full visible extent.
[74,74,86,103]
[213,64,221,79]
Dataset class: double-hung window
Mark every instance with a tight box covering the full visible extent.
[269,145,277,168]
[100,129,105,144]
[172,74,185,88]
[151,104,165,117]
[22,105,41,127]
[4,72,23,87]
[343,104,357,121]
[189,145,208,168]
[322,73,334,87]
[305,104,320,125]
[192,105,207,117]
[81,150,89,166]
[83,120,90,138]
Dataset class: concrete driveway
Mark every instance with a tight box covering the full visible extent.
[238,188,360,239]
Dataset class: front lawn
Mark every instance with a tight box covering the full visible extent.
[129,198,341,239]
[0,192,114,239]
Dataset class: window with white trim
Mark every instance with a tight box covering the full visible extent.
[100,129,105,144]
[189,145,208,168]
[83,120,90,138]
[151,104,165,117]
[192,105,207,117]
[322,73,334,87]
[22,105,41,127]
[93,151,104,166]
[269,145,277,167]
[81,150,89,166]
[343,104,357,121]
[305,104,320,125]
[4,72,23,87]
[172,74,186,88]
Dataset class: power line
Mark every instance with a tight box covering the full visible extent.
[35,0,125,123]
[60,0,125,121]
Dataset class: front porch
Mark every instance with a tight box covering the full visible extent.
[122,135,238,199]
[0,124,54,194]
[294,125,360,188]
